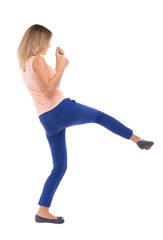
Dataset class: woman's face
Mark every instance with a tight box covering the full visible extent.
[44,38,51,55]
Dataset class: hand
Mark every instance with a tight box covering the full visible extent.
[59,55,69,68]
[55,46,64,60]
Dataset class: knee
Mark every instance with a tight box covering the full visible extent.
[53,161,67,178]
[61,162,67,175]
[96,111,104,124]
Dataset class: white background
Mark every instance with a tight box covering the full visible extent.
[0,0,163,239]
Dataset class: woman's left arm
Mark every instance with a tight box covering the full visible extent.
[55,47,65,86]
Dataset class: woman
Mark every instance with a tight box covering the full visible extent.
[17,24,154,224]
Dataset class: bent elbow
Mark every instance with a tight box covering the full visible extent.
[46,84,57,98]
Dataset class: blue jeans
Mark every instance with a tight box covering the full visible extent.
[38,98,133,207]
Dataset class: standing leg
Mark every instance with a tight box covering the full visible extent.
[37,128,67,219]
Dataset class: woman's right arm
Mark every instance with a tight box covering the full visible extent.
[33,55,68,97]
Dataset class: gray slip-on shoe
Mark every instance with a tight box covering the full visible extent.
[35,214,64,224]
[137,141,154,150]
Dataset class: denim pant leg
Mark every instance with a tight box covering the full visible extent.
[38,128,67,207]
[42,98,133,139]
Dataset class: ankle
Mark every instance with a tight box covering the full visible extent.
[37,206,50,214]
[130,134,142,143]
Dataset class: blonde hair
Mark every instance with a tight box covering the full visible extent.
[17,24,52,70]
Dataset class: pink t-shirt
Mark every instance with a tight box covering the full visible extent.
[21,56,66,117]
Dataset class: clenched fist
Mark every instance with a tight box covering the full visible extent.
[55,46,64,59]
[59,55,69,68]
[55,46,69,68]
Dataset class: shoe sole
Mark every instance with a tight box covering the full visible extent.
[141,144,153,150]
